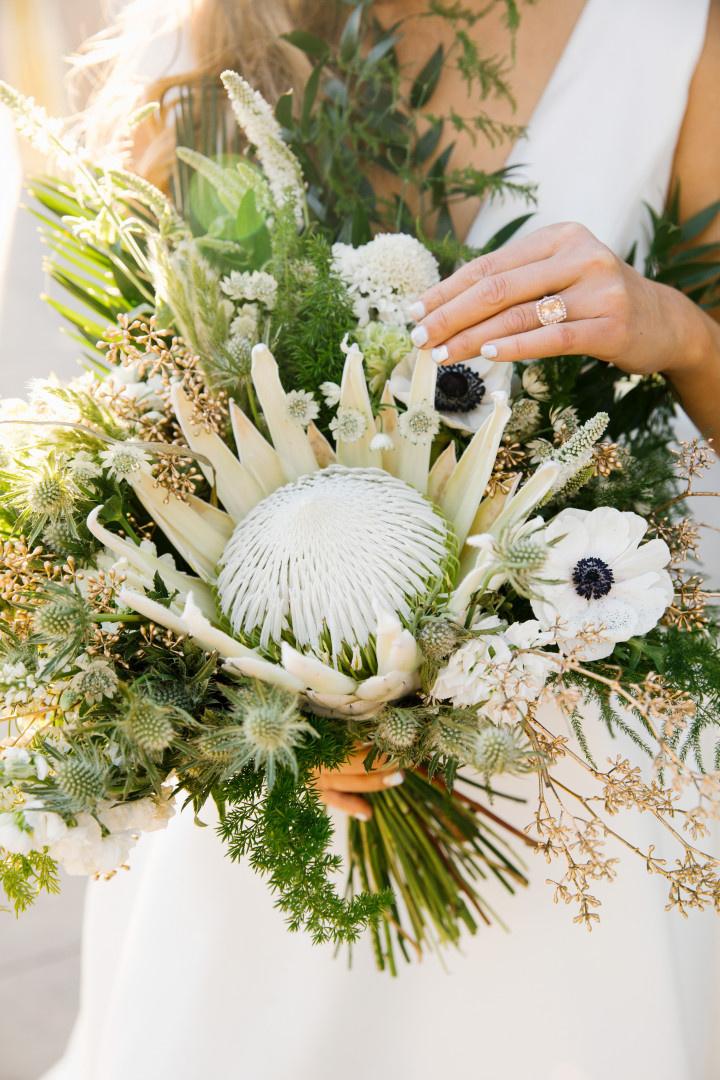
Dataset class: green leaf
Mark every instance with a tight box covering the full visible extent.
[339,4,365,63]
[282,29,330,60]
[679,199,720,243]
[363,32,399,70]
[302,63,323,135]
[413,120,444,165]
[481,212,535,252]
[410,44,444,109]
[235,189,265,239]
[275,91,294,129]
[176,147,248,215]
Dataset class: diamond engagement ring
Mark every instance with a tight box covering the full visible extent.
[536,294,567,326]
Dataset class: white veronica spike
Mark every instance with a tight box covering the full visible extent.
[427,441,457,504]
[170,383,264,520]
[224,656,304,693]
[395,349,437,493]
[379,381,399,475]
[229,400,286,495]
[250,344,319,481]
[440,392,511,547]
[130,471,233,581]
[306,421,337,467]
[336,345,380,468]
[280,643,358,695]
[86,507,216,619]
[489,461,561,538]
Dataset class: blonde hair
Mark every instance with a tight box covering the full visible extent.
[69,0,333,186]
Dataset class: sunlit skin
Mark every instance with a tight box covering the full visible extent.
[316,0,720,816]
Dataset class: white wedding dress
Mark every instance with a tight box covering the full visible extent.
[46,2,720,1078]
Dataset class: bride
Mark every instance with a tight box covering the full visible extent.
[47,1,719,1077]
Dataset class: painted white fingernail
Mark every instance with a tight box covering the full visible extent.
[410,325,429,347]
[353,811,371,822]
[481,343,498,359]
[383,771,405,788]
[408,300,426,321]
[431,345,449,363]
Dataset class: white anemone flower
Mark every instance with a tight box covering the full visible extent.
[530,507,673,660]
[390,349,513,433]
[87,343,564,719]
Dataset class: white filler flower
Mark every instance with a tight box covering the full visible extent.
[531,507,673,660]
[332,233,440,326]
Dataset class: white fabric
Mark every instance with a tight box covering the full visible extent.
[45,2,719,1078]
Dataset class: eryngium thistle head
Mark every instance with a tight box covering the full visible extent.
[217,466,452,660]
[32,593,89,641]
[216,683,316,787]
[429,712,477,760]
[28,473,77,520]
[42,519,78,554]
[417,617,468,663]
[472,724,534,776]
[55,754,107,811]
[375,707,422,753]
[147,679,199,714]
[124,698,176,755]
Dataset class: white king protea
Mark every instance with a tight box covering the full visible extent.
[88,343,562,718]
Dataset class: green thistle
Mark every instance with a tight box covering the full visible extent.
[124,698,176,756]
[207,683,317,787]
[375,708,422,753]
[472,723,535,777]
[355,322,413,394]
[428,711,477,761]
[417,617,468,664]
[32,592,89,642]
[55,752,108,811]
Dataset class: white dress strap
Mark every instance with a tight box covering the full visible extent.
[466,0,712,256]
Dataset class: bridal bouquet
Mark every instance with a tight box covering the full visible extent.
[1,6,719,971]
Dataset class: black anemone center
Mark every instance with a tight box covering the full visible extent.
[572,557,614,600]
[434,364,486,413]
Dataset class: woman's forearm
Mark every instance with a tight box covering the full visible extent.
[659,282,720,449]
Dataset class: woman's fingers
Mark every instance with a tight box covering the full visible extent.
[434,284,589,365]
[316,769,404,794]
[411,257,574,356]
[412,226,560,318]
[318,788,373,821]
[475,316,615,364]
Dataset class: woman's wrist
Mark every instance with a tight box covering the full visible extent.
[653,280,716,381]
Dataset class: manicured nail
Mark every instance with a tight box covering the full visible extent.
[431,345,449,363]
[480,343,498,359]
[410,325,428,347]
[383,771,405,788]
[353,811,371,822]
[408,300,426,321]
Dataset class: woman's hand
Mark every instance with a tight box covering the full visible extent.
[408,221,710,380]
[311,747,404,821]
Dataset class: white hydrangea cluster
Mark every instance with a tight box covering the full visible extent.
[331,233,440,326]
[221,71,305,226]
[432,618,556,723]
[0,789,175,876]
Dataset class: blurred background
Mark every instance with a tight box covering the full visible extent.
[1,4,103,1077]
[0,3,719,1078]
